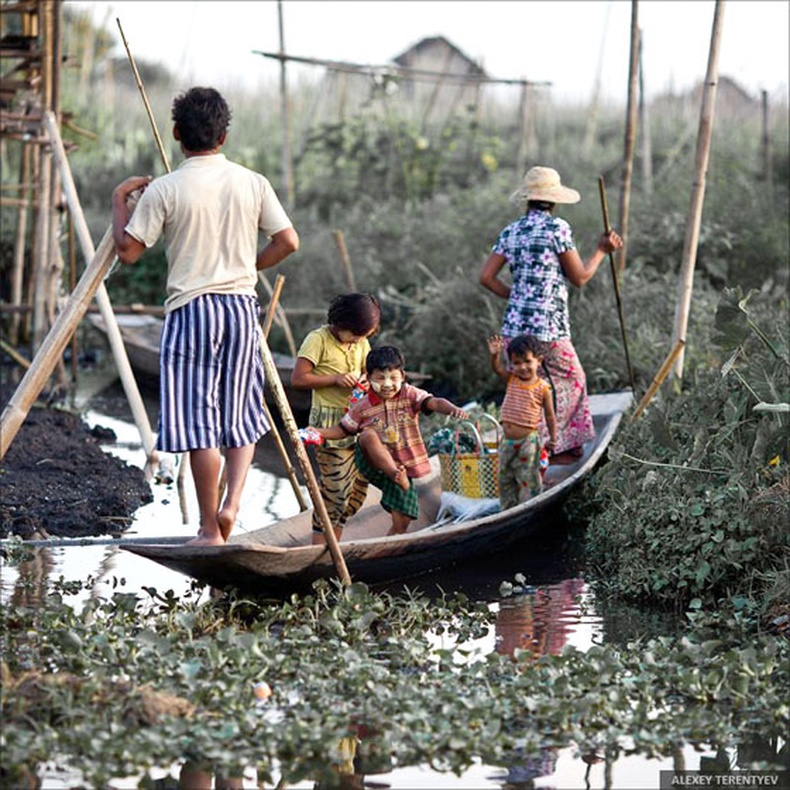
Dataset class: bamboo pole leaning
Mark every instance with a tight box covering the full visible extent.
[43,110,159,473]
[671,0,725,381]
[630,339,685,422]
[0,226,118,459]
[260,275,309,513]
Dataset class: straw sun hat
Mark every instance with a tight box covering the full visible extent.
[510,166,581,206]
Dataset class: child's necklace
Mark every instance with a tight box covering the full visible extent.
[382,401,398,444]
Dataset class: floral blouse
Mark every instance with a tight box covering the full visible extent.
[492,209,576,341]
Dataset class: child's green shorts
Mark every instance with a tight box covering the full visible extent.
[354,444,419,520]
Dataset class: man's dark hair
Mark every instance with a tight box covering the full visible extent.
[365,345,405,375]
[172,87,231,152]
[507,334,543,360]
[527,199,555,212]
[327,293,381,336]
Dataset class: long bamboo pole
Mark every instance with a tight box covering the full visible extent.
[116,30,349,584]
[116,20,170,173]
[599,176,637,394]
[617,1,639,272]
[276,1,294,208]
[261,275,308,512]
[671,1,725,380]
[43,110,159,470]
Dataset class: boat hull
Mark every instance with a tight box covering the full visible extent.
[124,392,632,595]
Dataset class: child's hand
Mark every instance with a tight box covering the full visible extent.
[449,406,469,420]
[298,427,324,446]
[487,334,503,355]
[335,372,359,388]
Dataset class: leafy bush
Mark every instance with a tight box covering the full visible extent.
[574,288,789,612]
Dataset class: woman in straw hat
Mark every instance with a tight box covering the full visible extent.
[479,166,622,464]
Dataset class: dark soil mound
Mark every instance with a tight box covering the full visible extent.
[1,385,153,540]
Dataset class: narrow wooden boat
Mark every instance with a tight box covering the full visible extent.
[87,313,310,412]
[124,392,632,594]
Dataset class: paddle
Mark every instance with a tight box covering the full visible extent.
[598,176,637,395]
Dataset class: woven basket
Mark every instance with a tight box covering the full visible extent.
[438,419,501,499]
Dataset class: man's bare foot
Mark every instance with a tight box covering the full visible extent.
[218,506,238,541]
[186,533,225,546]
[390,465,410,491]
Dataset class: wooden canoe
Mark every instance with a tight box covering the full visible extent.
[123,392,632,595]
[87,313,311,413]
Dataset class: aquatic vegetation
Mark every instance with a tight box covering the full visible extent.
[1,577,786,786]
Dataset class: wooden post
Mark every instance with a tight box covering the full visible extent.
[584,2,610,156]
[9,144,31,346]
[671,1,725,380]
[43,110,159,469]
[276,1,294,207]
[331,229,357,292]
[617,1,640,272]
[638,28,653,195]
[761,90,772,187]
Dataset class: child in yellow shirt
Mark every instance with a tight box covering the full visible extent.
[291,293,380,538]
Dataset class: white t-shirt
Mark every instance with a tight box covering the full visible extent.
[125,153,293,312]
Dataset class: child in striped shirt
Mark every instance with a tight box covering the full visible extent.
[305,346,468,534]
[488,334,558,509]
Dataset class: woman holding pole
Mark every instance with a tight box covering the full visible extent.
[479,166,622,464]
[112,86,299,545]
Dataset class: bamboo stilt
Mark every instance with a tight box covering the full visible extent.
[671,1,725,380]
[9,143,31,346]
[331,230,357,292]
[617,1,640,272]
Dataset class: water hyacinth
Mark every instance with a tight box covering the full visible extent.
[1,576,787,787]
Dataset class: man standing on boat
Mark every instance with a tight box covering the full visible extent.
[112,86,299,546]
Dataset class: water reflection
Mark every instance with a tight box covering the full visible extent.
[495,577,587,661]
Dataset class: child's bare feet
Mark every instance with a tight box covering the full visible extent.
[390,464,410,491]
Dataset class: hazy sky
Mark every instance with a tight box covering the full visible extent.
[72,0,788,105]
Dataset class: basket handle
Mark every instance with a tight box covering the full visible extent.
[477,413,503,445]
[453,420,485,456]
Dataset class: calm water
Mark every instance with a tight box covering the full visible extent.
[0,384,736,789]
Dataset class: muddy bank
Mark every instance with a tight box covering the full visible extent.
[0,382,152,540]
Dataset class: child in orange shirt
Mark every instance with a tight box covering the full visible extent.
[488,334,557,508]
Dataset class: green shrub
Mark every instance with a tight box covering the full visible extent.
[574,289,789,612]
